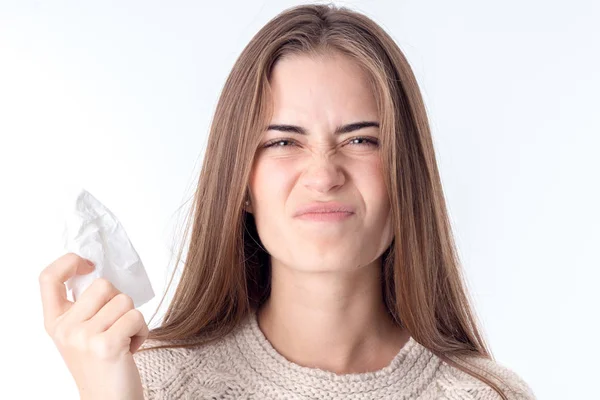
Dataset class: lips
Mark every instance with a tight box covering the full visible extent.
[293,202,355,217]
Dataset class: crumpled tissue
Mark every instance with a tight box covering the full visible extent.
[62,187,155,308]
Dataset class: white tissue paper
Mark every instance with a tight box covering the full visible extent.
[62,187,155,308]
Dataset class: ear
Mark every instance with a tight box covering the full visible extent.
[243,189,254,214]
[243,199,253,214]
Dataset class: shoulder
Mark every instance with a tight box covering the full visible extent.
[434,355,537,400]
[133,335,236,400]
[133,338,198,399]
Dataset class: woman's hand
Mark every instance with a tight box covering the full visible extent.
[39,253,148,400]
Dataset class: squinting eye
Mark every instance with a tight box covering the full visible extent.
[263,139,296,148]
[347,137,379,147]
[263,137,379,149]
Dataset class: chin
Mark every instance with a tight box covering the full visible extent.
[284,255,365,273]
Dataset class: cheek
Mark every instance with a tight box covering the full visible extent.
[250,159,295,208]
[356,158,387,199]
[248,159,297,257]
[355,160,391,234]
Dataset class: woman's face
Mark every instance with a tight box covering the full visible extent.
[248,52,393,272]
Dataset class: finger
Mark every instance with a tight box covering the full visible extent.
[104,309,149,354]
[86,293,134,333]
[130,322,150,354]
[63,278,120,324]
[39,253,95,330]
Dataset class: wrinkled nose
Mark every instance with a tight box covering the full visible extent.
[300,156,346,194]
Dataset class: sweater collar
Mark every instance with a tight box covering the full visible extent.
[232,309,441,397]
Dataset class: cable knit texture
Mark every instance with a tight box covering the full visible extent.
[133,311,536,399]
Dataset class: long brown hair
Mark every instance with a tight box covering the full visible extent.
[140,4,520,399]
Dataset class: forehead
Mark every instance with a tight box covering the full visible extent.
[268,52,378,123]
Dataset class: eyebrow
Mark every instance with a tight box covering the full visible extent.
[266,121,380,135]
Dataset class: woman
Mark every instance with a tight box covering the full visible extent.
[39,4,536,399]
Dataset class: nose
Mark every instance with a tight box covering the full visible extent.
[300,155,346,194]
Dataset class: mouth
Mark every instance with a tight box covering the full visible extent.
[295,211,354,222]
[293,201,356,218]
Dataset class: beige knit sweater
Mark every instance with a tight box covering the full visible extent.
[133,311,536,399]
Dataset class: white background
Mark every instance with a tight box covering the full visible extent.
[1,1,598,398]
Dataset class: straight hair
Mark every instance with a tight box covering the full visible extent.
[140,4,521,399]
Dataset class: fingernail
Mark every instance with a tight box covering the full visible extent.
[86,259,95,267]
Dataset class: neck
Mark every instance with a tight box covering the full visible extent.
[257,259,410,374]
